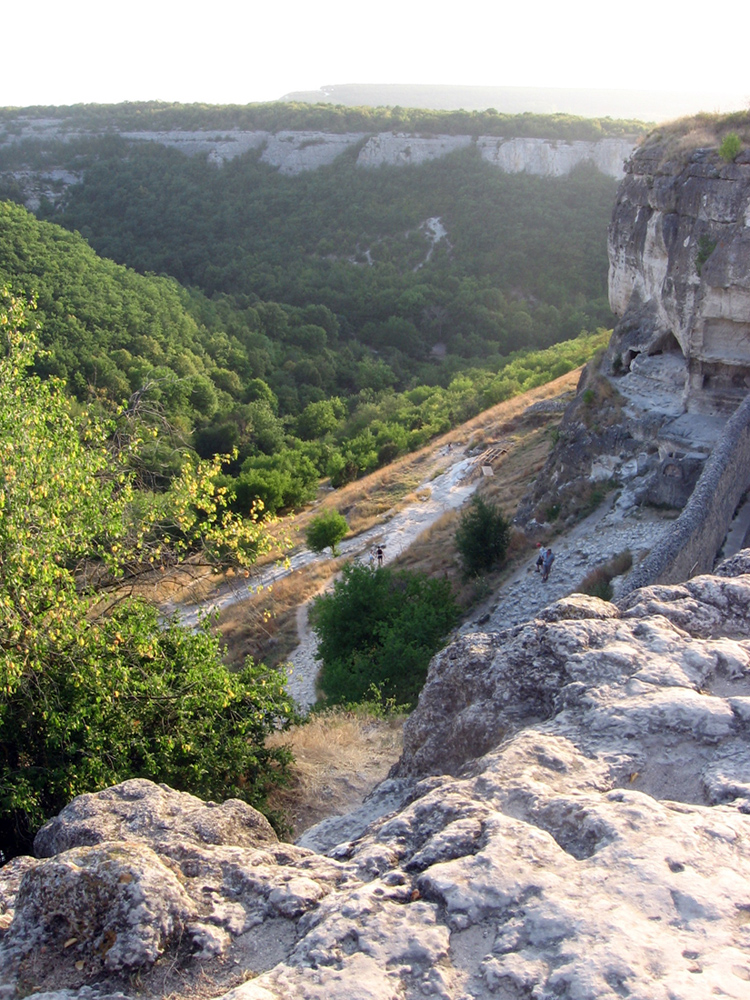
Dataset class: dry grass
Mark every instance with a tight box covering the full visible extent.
[266,708,404,838]
[216,558,344,670]
[576,549,633,601]
[169,368,580,664]
[642,109,750,167]
[287,368,580,542]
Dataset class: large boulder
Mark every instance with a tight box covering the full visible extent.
[33,779,277,859]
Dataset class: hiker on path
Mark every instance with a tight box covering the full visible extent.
[377,546,384,567]
[541,547,555,582]
[535,543,547,573]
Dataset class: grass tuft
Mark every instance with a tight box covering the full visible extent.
[577,549,633,601]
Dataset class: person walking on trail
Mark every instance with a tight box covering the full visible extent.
[541,547,555,582]
[376,546,384,568]
[535,543,547,573]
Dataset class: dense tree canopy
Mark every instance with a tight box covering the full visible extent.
[0,101,649,139]
[0,201,609,510]
[311,564,460,707]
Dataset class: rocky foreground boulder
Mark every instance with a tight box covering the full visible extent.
[2,553,750,1000]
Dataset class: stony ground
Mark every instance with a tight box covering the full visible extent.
[4,554,750,1000]
[469,494,673,634]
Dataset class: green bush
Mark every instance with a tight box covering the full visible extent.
[0,293,296,859]
[305,509,349,555]
[718,132,742,163]
[311,564,459,707]
[454,495,511,575]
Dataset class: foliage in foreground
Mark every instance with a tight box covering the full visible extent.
[0,293,296,859]
[455,495,511,575]
[310,564,459,708]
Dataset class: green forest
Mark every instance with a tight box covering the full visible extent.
[0,101,626,849]
[0,99,648,138]
[0,106,621,509]
[0,199,608,511]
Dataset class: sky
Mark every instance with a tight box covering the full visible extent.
[4,0,748,111]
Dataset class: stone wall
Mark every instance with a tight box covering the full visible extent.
[622,391,750,592]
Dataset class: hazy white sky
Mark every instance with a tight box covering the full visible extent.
[4,0,748,109]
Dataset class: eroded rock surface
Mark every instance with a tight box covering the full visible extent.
[608,135,750,414]
[33,779,278,858]
[3,555,750,999]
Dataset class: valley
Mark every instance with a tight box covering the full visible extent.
[1,101,750,1000]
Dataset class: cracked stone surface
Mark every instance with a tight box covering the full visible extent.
[2,553,750,999]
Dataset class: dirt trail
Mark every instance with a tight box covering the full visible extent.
[170,447,479,634]
[467,496,670,634]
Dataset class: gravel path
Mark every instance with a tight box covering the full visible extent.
[287,481,677,709]
[464,496,671,634]
[285,451,479,708]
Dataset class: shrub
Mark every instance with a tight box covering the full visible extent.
[0,292,296,859]
[305,509,349,556]
[696,235,717,274]
[454,495,510,575]
[577,550,633,601]
[311,564,459,707]
[718,132,742,163]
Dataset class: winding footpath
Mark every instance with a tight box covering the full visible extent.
[172,433,750,712]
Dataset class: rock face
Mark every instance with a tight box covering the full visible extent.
[3,555,750,1000]
[33,779,278,858]
[518,118,750,559]
[0,115,636,210]
[357,134,634,179]
[608,127,750,414]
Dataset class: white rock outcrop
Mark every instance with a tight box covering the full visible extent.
[476,136,635,179]
[1,117,636,181]
[2,554,750,999]
[356,134,634,179]
[608,139,750,412]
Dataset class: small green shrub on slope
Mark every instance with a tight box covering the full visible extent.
[306,509,349,556]
[455,495,511,575]
[718,132,742,162]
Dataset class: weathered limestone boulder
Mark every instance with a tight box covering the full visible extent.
[6,843,196,974]
[2,554,750,1000]
[0,786,356,994]
[33,779,277,858]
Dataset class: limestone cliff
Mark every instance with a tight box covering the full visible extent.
[0,115,636,212]
[608,117,750,414]
[518,115,750,562]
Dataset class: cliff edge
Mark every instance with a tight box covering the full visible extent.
[518,114,750,555]
[608,114,750,415]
